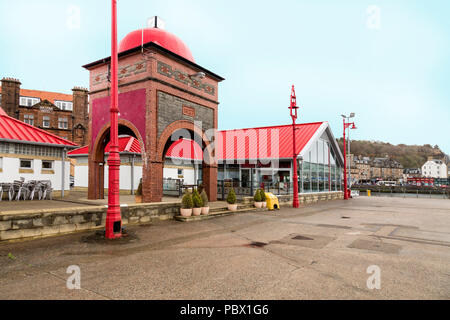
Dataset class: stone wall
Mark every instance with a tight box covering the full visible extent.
[0,202,181,242]
[0,192,343,242]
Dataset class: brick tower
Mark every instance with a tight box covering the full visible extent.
[84,19,224,202]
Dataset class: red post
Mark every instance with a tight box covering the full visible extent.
[343,118,348,200]
[105,0,122,239]
[290,86,300,208]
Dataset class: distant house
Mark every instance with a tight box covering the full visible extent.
[422,158,447,179]
[0,107,78,196]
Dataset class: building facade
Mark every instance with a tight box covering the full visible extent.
[0,78,89,146]
[422,158,448,179]
[0,107,77,195]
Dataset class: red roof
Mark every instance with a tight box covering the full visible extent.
[217,122,324,160]
[68,136,141,155]
[68,122,326,161]
[0,87,73,103]
[119,27,195,62]
[0,107,78,147]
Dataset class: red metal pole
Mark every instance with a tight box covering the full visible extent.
[343,118,348,200]
[292,119,299,208]
[105,0,122,239]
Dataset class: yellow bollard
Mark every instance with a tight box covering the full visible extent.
[367,190,371,197]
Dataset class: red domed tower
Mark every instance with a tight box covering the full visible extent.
[83,17,224,202]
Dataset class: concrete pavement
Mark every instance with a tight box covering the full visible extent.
[0,196,449,299]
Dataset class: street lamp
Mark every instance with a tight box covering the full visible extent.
[105,0,122,239]
[289,85,300,208]
[341,113,357,200]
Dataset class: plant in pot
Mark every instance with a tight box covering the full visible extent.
[192,189,203,216]
[200,190,210,215]
[226,188,238,211]
[135,179,143,203]
[180,191,193,217]
[260,188,267,208]
[253,189,263,208]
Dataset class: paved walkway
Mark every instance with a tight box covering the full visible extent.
[1,197,449,299]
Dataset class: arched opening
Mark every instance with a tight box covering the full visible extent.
[150,120,217,203]
[88,122,144,200]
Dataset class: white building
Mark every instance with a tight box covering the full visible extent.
[0,107,77,197]
[422,158,447,179]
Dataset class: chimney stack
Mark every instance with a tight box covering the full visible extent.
[1,77,21,118]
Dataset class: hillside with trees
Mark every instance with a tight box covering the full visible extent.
[337,139,449,169]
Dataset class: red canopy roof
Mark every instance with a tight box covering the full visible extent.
[68,136,141,155]
[68,122,326,161]
[0,107,78,147]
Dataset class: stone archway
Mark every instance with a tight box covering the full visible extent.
[88,120,145,200]
[141,120,217,203]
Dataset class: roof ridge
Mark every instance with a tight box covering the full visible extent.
[218,121,326,133]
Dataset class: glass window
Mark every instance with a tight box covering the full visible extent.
[42,160,53,169]
[24,114,34,126]
[20,159,32,169]
[302,162,311,193]
[43,116,50,128]
[58,117,68,129]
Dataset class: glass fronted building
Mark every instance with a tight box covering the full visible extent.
[217,121,345,194]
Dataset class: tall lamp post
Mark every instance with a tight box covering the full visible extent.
[105,0,122,239]
[290,85,300,208]
[341,113,356,200]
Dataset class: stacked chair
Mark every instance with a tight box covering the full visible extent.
[0,178,53,201]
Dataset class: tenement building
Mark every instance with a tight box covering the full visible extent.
[0,77,89,146]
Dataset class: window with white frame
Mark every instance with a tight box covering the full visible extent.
[20,159,33,169]
[0,157,3,170]
[42,160,54,170]
[55,101,73,111]
[20,97,40,107]
[58,117,68,129]
[42,116,50,128]
[24,114,34,125]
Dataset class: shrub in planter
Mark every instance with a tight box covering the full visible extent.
[192,189,203,216]
[200,190,210,215]
[226,188,238,211]
[253,189,263,208]
[180,192,193,217]
[259,188,267,208]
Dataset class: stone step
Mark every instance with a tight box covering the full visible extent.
[175,206,261,222]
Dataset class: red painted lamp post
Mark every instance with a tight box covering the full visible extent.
[290,85,300,208]
[341,113,356,200]
[105,0,122,239]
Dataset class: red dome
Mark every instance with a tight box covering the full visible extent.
[119,28,195,62]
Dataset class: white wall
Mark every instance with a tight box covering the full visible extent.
[0,157,71,191]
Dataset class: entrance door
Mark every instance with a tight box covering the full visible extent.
[241,169,250,188]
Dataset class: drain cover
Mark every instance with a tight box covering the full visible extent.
[292,235,314,241]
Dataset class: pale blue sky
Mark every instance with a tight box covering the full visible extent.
[1,0,449,153]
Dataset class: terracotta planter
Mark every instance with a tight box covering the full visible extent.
[254,202,263,208]
[180,208,193,217]
[135,195,142,203]
[201,207,210,215]
[193,208,202,216]
[262,202,267,208]
[228,204,238,211]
